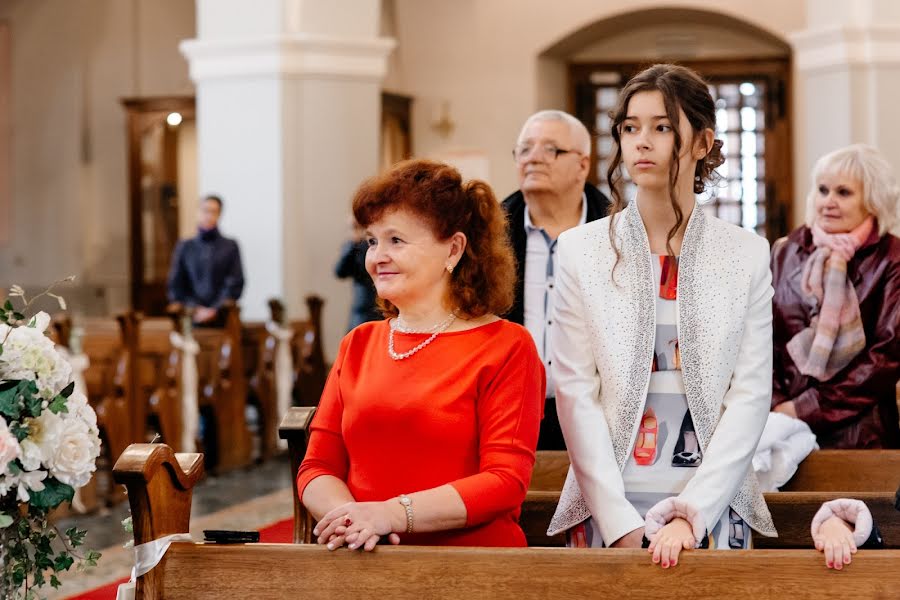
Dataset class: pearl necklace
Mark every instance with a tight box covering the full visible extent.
[388,312,457,360]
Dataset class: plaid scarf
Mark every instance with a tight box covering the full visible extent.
[786,217,874,381]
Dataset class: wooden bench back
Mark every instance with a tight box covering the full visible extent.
[519,489,900,549]
[152,545,899,600]
[112,443,900,600]
[133,315,181,447]
[281,410,899,549]
[78,317,128,398]
[528,450,900,493]
[289,296,327,407]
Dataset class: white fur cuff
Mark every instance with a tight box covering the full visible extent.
[810,498,873,547]
[644,497,706,548]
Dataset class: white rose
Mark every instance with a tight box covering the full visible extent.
[19,439,44,471]
[0,417,21,472]
[62,391,98,429]
[46,417,101,488]
[23,410,63,468]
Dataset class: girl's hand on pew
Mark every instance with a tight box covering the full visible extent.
[814,516,857,570]
[648,517,694,568]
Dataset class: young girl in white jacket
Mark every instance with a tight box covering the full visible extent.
[547,64,776,567]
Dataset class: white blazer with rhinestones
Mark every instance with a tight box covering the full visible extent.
[546,200,777,543]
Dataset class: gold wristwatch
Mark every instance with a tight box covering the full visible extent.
[398,494,414,533]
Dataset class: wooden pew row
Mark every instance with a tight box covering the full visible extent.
[113,444,900,600]
[134,313,183,452]
[244,296,328,461]
[281,409,900,548]
[528,450,900,493]
[189,305,252,470]
[520,490,900,548]
[286,296,328,408]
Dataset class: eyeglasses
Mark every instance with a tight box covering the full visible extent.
[512,143,583,163]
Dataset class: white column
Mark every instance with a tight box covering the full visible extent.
[789,0,900,228]
[181,0,395,356]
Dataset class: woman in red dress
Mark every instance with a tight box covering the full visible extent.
[298,159,545,552]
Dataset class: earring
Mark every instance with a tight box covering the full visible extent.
[447,264,454,274]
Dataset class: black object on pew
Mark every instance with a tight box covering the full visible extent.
[204,530,260,544]
[894,484,899,511]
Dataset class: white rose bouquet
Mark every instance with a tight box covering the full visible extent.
[0,280,101,598]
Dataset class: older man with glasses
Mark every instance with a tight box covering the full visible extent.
[502,110,610,450]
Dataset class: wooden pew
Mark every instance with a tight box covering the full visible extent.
[133,313,184,451]
[288,296,328,407]
[282,416,900,547]
[242,319,274,460]
[520,489,899,549]
[188,304,252,471]
[113,443,900,600]
[528,450,900,493]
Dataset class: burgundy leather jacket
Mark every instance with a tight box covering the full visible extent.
[771,225,900,449]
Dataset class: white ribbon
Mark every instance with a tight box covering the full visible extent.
[169,331,200,453]
[116,533,194,600]
[265,321,294,451]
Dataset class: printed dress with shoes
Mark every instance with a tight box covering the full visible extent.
[567,255,751,549]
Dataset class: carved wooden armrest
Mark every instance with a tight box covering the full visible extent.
[113,443,204,546]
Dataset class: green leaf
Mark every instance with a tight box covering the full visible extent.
[24,389,43,417]
[3,299,12,311]
[28,478,75,509]
[12,311,24,321]
[85,549,101,566]
[0,342,3,357]
[53,552,74,572]
[0,513,12,528]
[59,381,75,398]
[66,527,87,547]
[0,380,22,420]
[50,574,62,589]
[48,395,68,415]
[8,460,21,475]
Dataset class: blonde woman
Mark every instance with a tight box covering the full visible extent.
[771,144,900,449]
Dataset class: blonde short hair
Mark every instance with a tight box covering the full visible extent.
[805,144,900,235]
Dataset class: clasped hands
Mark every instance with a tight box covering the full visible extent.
[613,517,696,568]
[313,501,403,552]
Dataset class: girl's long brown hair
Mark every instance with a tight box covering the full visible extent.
[606,64,724,277]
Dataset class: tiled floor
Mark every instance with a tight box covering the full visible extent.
[47,454,295,599]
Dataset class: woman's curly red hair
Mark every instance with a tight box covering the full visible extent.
[352,159,515,318]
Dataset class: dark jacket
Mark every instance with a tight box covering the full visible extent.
[335,239,380,331]
[771,224,900,449]
[167,227,244,308]
[501,183,611,325]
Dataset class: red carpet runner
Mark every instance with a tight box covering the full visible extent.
[64,517,293,600]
